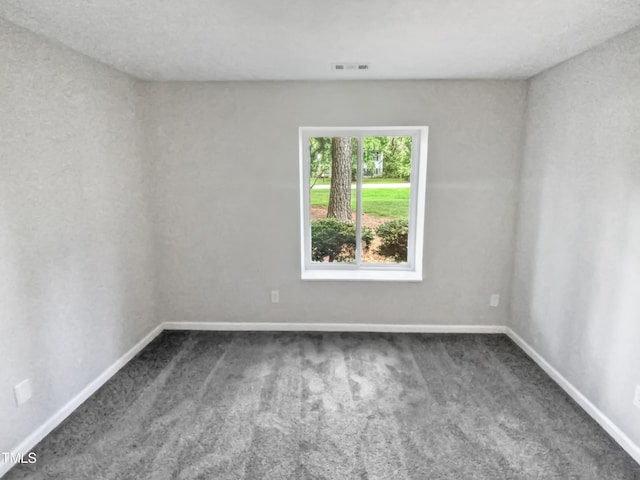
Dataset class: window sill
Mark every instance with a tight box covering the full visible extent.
[301,268,422,282]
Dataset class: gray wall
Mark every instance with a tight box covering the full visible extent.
[0,19,156,454]
[141,80,527,326]
[511,26,640,447]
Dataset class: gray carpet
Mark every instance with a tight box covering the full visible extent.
[5,332,640,479]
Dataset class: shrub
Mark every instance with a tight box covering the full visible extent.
[361,227,374,250]
[311,218,373,262]
[375,219,409,262]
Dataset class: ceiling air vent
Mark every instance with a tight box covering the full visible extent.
[332,63,370,71]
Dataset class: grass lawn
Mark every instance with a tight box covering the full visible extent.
[361,177,408,184]
[313,177,409,187]
[310,188,409,219]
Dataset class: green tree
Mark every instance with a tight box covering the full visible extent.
[309,137,331,189]
[362,136,412,180]
[327,137,352,222]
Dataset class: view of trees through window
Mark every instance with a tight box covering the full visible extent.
[309,135,412,264]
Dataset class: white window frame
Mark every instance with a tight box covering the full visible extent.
[299,126,428,281]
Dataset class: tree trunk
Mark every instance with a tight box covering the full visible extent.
[327,137,352,222]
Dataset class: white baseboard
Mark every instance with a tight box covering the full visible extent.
[162,321,508,334]
[506,327,640,465]
[0,324,164,479]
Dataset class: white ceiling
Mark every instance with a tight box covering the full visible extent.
[1,0,640,81]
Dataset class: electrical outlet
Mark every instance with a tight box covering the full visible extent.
[14,379,32,407]
[490,294,500,307]
[634,385,640,409]
[271,290,280,304]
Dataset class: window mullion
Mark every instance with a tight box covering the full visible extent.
[355,135,363,266]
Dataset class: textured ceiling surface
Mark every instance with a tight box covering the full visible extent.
[1,0,640,81]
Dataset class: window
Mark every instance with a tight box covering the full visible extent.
[299,127,428,281]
